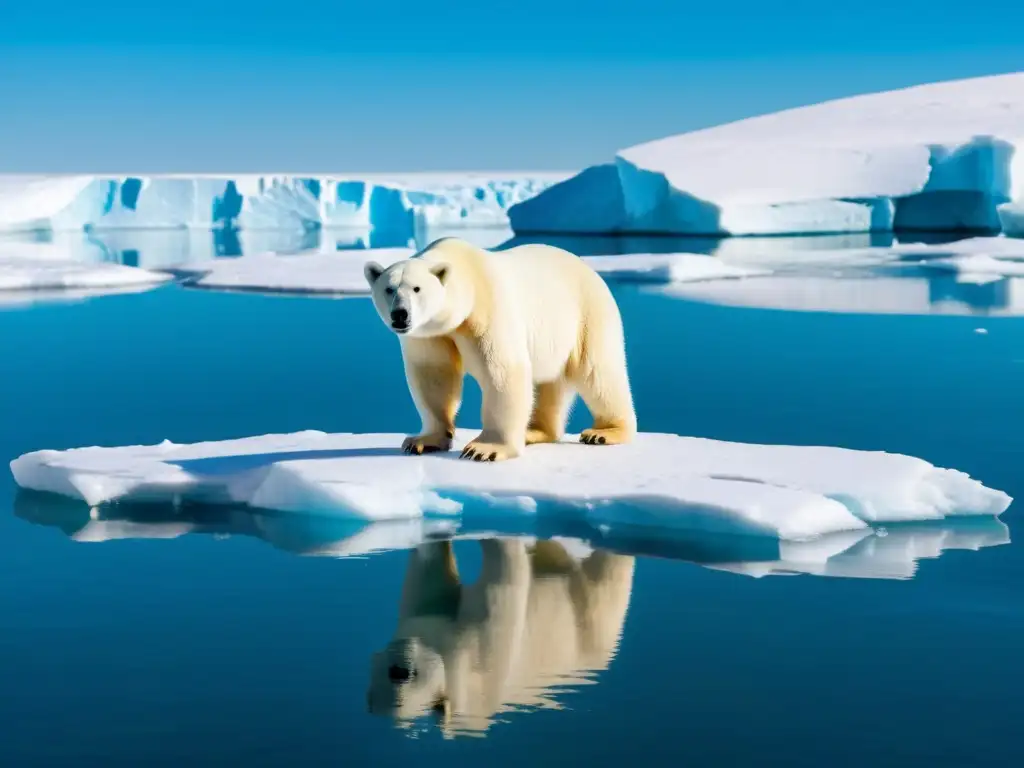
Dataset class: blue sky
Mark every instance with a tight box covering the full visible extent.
[0,0,1022,172]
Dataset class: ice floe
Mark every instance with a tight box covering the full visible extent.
[166,247,766,296]
[10,429,1010,542]
[0,241,172,298]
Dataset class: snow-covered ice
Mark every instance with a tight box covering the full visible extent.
[172,248,414,295]
[168,247,766,296]
[9,429,1010,542]
[922,253,1024,284]
[0,241,172,296]
[892,235,1024,284]
[509,72,1024,237]
[579,253,768,283]
[0,173,569,240]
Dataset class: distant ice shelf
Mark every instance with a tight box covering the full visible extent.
[509,72,1024,237]
[9,428,1011,542]
[0,172,571,241]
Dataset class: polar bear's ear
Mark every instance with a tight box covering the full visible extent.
[363,261,384,286]
[429,262,450,285]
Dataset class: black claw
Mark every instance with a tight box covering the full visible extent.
[598,436,606,444]
[422,445,441,454]
[473,453,483,461]
[488,452,497,461]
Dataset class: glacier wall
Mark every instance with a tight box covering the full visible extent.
[0,173,569,243]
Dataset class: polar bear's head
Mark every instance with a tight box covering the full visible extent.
[366,636,451,724]
[364,258,451,337]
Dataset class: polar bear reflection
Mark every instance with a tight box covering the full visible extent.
[367,538,634,736]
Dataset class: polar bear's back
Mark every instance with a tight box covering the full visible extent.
[486,242,613,307]
[416,237,627,385]
[487,243,625,382]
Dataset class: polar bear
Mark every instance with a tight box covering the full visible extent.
[365,537,635,736]
[363,237,637,462]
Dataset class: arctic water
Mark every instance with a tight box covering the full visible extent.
[1,228,1022,766]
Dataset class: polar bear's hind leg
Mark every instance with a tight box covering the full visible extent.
[570,311,637,447]
[525,379,576,445]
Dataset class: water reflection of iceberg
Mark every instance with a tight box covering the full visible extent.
[13,490,1008,581]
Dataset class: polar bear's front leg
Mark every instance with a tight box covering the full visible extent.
[400,337,463,455]
[460,359,532,462]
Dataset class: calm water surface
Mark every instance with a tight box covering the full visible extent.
[1,233,1022,766]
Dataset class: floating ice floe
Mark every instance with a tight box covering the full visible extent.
[893,236,1024,284]
[578,253,768,283]
[0,241,172,297]
[169,247,768,296]
[170,248,414,295]
[10,429,1010,542]
[509,72,1024,237]
[654,236,1024,315]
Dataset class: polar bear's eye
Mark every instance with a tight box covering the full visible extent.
[413,286,420,292]
[385,287,395,295]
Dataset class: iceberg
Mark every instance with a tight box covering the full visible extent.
[13,489,1009,581]
[9,429,1010,542]
[0,241,171,298]
[509,72,1024,237]
[0,173,570,241]
[169,247,767,296]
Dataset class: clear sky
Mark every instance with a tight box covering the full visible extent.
[1,0,1022,173]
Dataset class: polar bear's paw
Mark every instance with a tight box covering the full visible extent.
[580,427,631,446]
[401,432,454,455]
[459,439,518,462]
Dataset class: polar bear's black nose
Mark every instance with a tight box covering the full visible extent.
[391,308,409,326]
[388,665,413,682]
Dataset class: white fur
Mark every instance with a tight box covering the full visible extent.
[364,237,637,462]
[366,538,635,736]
